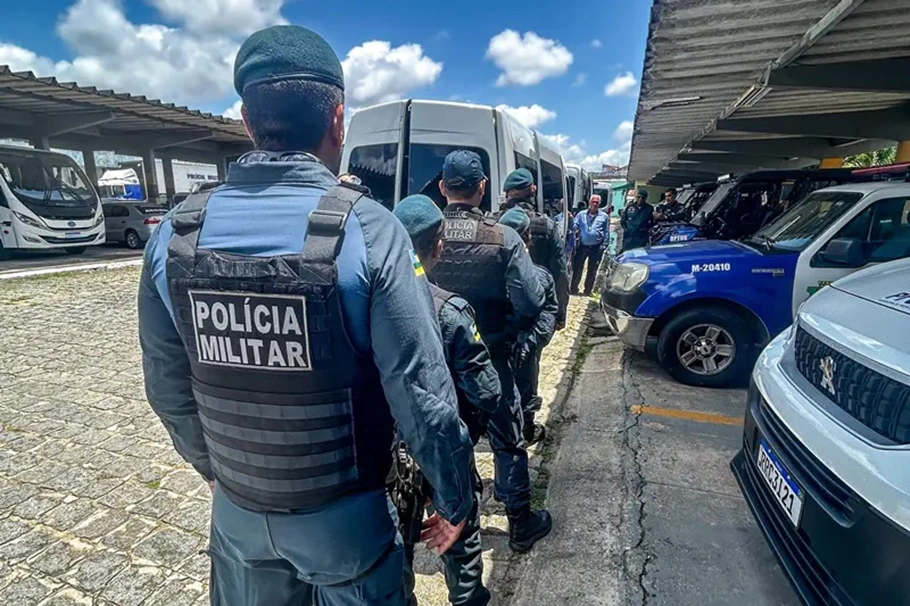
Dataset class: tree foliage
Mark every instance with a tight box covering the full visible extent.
[844,146,897,168]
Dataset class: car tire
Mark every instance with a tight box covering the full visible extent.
[65,247,87,255]
[0,240,10,261]
[657,306,755,388]
[125,230,143,250]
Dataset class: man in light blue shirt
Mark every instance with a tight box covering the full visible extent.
[571,194,610,296]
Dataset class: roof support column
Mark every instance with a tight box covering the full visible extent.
[142,149,160,203]
[216,158,228,182]
[819,157,844,168]
[896,141,910,163]
[162,157,176,206]
[82,150,98,188]
[30,137,50,150]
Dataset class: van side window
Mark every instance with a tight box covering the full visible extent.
[540,160,564,215]
[348,144,398,210]
[514,152,538,184]
[820,197,910,265]
[407,145,492,213]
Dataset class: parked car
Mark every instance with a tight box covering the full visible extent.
[731,257,910,605]
[601,181,910,387]
[102,202,167,249]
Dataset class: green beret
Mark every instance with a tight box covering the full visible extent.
[393,195,444,239]
[234,25,345,95]
[503,168,534,192]
[499,208,530,234]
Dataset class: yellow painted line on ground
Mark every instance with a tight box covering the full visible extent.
[631,405,743,427]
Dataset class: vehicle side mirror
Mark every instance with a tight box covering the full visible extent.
[819,237,864,266]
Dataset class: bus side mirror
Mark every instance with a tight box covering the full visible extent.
[819,237,864,266]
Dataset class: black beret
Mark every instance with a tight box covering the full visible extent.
[234,25,345,95]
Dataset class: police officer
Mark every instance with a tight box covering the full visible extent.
[498,168,569,331]
[393,194,500,606]
[654,188,685,223]
[429,150,552,553]
[499,208,559,447]
[138,25,475,605]
[620,188,654,252]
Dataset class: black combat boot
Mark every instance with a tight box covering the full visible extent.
[523,422,546,446]
[507,506,552,553]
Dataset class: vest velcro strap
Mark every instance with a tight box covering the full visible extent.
[307,209,348,235]
[170,191,214,231]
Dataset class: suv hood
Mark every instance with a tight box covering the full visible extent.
[619,239,759,266]
[831,258,910,315]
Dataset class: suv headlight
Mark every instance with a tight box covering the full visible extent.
[12,211,45,229]
[609,262,649,292]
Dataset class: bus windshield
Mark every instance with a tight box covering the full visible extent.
[0,150,97,208]
[691,181,735,226]
[747,191,864,252]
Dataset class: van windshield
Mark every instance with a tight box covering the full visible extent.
[747,191,864,252]
[691,181,734,225]
[0,151,96,208]
[407,144,493,212]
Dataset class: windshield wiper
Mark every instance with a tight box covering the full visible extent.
[754,234,777,250]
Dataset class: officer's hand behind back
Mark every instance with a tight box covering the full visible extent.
[421,513,467,555]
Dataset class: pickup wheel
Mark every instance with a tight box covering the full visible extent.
[657,307,754,388]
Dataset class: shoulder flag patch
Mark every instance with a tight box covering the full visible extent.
[409,249,425,277]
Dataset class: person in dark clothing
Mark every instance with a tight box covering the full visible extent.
[654,188,686,223]
[499,208,558,447]
[394,194,500,606]
[620,188,654,252]
[429,150,553,554]
[571,194,610,296]
[497,168,569,331]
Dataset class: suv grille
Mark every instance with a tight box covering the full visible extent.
[794,327,910,444]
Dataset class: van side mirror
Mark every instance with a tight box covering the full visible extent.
[819,237,864,266]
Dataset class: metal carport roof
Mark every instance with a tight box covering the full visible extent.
[0,66,252,165]
[629,0,910,187]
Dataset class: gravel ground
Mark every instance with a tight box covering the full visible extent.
[0,267,592,605]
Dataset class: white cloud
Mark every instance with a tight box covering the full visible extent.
[0,43,56,74]
[613,120,634,142]
[541,120,634,171]
[591,39,603,48]
[486,30,573,86]
[572,73,587,87]
[223,99,243,119]
[341,41,443,108]
[148,0,286,36]
[496,104,557,129]
[605,71,639,97]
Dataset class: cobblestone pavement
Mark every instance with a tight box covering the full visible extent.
[0,267,590,605]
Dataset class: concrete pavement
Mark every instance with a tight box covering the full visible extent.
[509,314,799,606]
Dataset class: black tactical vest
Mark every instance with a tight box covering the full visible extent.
[431,205,511,354]
[165,184,393,512]
[497,199,553,268]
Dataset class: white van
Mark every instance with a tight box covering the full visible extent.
[0,145,105,259]
[341,100,568,222]
[566,164,591,213]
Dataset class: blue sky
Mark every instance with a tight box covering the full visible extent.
[0,0,651,169]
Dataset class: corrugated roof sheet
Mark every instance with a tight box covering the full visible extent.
[629,0,910,185]
[0,66,249,145]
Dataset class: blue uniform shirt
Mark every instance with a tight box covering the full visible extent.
[575,209,610,247]
[139,157,475,524]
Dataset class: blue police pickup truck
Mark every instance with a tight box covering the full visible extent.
[601,181,910,387]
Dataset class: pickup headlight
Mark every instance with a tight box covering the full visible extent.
[608,262,649,293]
[12,211,45,229]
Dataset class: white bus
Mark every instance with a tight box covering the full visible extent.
[0,145,105,260]
[566,164,592,212]
[341,100,568,223]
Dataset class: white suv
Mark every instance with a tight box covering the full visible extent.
[732,257,910,605]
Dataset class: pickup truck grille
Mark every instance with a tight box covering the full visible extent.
[794,327,910,444]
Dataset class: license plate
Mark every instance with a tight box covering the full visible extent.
[64,232,82,238]
[756,437,804,527]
